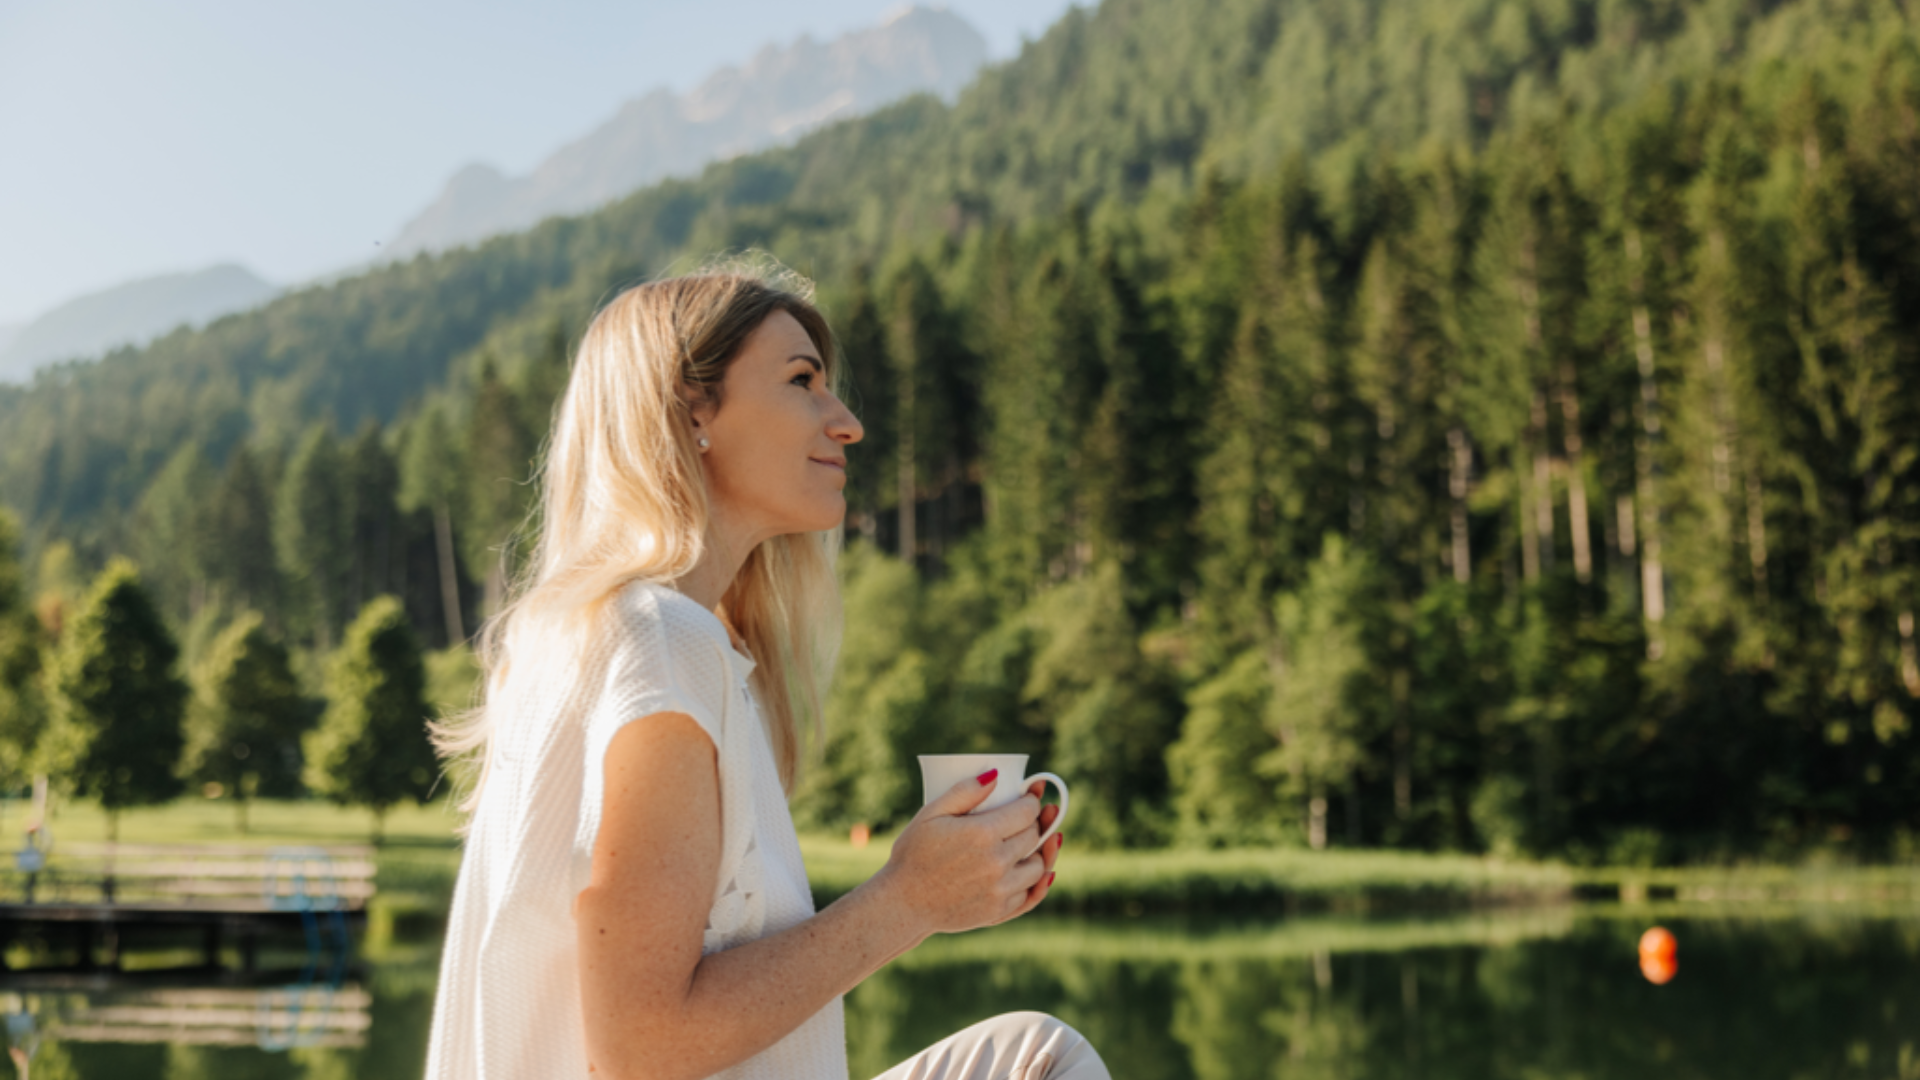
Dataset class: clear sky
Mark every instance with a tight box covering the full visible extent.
[0,0,1078,327]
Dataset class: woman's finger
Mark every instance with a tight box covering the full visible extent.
[999,863,1055,923]
[1037,830,1063,874]
[979,792,1042,842]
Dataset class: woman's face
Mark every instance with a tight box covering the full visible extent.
[695,309,864,544]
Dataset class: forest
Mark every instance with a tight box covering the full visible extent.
[0,0,1916,862]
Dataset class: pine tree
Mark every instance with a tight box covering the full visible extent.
[398,400,469,646]
[39,559,188,841]
[0,509,46,791]
[204,445,280,621]
[304,596,437,841]
[181,611,309,831]
[463,363,535,617]
[343,423,403,616]
[1192,162,1343,665]
[1260,535,1392,848]
[1169,649,1283,847]
[793,548,933,830]
[131,442,215,619]
[274,425,351,649]
[1025,563,1181,847]
[830,266,899,549]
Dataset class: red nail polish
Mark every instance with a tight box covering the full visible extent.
[976,768,999,785]
[1046,872,1056,887]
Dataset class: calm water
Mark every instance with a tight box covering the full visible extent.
[4,906,1916,1078]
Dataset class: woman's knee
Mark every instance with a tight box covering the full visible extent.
[991,1012,1105,1077]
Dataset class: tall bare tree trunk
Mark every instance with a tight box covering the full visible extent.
[1307,789,1328,851]
[1531,390,1555,573]
[1448,428,1472,583]
[433,501,465,644]
[897,373,916,565]
[1626,229,1666,647]
[1901,611,1920,697]
[1515,239,1551,582]
[1392,669,1412,822]
[1745,468,1770,603]
[1558,364,1592,583]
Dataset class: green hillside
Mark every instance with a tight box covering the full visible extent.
[2,0,1918,861]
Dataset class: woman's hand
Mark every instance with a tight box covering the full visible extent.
[875,770,1064,938]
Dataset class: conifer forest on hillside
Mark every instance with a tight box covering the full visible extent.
[2,0,1918,862]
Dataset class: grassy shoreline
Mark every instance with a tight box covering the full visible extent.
[10,798,1918,924]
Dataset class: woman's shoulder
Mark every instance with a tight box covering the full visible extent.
[602,580,739,680]
[586,580,741,746]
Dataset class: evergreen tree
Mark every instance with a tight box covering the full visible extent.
[1261,536,1393,849]
[181,611,309,831]
[794,548,935,830]
[131,442,215,618]
[203,445,281,621]
[0,509,46,791]
[39,559,188,840]
[304,595,437,841]
[1024,563,1181,848]
[398,399,470,646]
[343,423,403,616]
[463,363,535,617]
[1191,162,1343,665]
[1169,649,1283,847]
[274,425,351,649]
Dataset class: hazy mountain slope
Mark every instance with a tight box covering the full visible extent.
[0,264,278,384]
[386,6,988,258]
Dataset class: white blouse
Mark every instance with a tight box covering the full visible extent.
[425,580,846,1080]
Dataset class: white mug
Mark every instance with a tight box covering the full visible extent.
[917,753,1069,857]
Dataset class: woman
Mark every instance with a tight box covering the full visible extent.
[425,263,1108,1080]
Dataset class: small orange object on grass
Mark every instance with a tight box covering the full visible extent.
[1638,926,1678,985]
[850,823,871,849]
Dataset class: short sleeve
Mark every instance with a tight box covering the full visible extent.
[579,585,735,851]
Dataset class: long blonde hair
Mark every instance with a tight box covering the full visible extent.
[435,260,846,809]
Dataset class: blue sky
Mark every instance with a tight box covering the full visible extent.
[0,0,1078,326]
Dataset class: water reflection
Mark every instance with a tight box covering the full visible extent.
[847,909,1920,1080]
[1,907,1915,1078]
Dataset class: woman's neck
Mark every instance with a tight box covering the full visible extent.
[674,506,764,616]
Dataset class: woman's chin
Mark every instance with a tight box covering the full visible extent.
[785,495,846,535]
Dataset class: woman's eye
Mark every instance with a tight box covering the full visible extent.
[790,372,814,389]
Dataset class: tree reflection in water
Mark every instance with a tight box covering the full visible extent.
[845,910,1920,1080]
[4,909,1915,1078]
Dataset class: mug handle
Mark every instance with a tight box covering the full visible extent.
[1022,772,1069,858]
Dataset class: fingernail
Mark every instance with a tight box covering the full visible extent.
[976,768,998,785]
[1056,833,1066,848]
[1046,872,1056,887]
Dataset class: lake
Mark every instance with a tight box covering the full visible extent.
[4,905,1916,1078]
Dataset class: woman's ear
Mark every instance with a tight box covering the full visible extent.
[682,387,717,431]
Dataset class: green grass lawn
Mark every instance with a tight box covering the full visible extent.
[7,797,1915,927]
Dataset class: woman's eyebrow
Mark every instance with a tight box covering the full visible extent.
[789,354,824,373]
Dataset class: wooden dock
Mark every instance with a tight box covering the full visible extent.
[0,971,372,1052]
[0,843,372,971]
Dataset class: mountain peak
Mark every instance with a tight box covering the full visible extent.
[386,5,988,259]
[0,264,278,384]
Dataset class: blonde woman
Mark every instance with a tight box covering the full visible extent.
[425,264,1107,1080]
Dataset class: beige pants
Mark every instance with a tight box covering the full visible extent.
[869,1011,1111,1080]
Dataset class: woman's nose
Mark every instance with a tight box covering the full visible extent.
[828,396,864,445]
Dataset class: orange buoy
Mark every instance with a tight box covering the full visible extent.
[1638,926,1678,984]
[1639,951,1678,985]
[1638,926,1677,961]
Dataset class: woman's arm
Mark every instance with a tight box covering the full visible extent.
[575,711,1060,1080]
